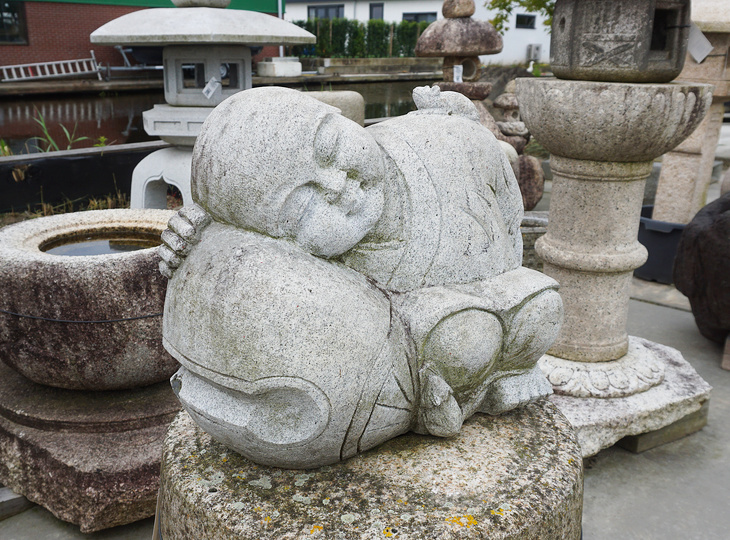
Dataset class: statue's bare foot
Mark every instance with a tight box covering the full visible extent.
[420,370,463,437]
[479,365,553,415]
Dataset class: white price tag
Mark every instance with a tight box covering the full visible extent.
[202,77,221,99]
[688,22,714,64]
[453,64,464,84]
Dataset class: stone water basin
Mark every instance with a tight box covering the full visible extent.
[0,209,177,390]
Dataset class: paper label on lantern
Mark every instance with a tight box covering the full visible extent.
[203,78,221,100]
[453,64,463,83]
[688,23,713,64]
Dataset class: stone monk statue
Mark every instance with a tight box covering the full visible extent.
[159,86,562,468]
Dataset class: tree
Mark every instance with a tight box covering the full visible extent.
[486,0,555,34]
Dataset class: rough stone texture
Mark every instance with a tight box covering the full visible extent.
[692,0,730,33]
[162,45,252,107]
[159,402,583,539]
[0,209,178,390]
[520,212,548,272]
[673,193,730,347]
[518,75,711,410]
[547,338,712,457]
[652,30,730,223]
[540,337,665,398]
[535,156,654,362]
[91,8,315,46]
[550,0,690,83]
[472,100,527,154]
[257,57,303,78]
[517,78,713,163]
[160,86,563,468]
[131,147,195,209]
[142,104,212,146]
[676,32,730,97]
[442,0,475,19]
[0,362,180,532]
[442,55,482,82]
[305,90,366,126]
[517,155,545,211]
[416,18,502,57]
[435,81,491,100]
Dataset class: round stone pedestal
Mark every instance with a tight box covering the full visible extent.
[0,362,180,532]
[158,400,583,539]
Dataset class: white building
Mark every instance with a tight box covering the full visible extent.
[283,0,551,65]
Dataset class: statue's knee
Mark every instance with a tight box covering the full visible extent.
[503,289,563,368]
[422,309,503,394]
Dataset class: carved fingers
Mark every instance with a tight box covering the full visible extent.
[158,203,212,278]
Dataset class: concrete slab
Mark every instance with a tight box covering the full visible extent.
[582,300,730,540]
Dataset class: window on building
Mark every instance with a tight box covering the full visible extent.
[308,4,344,20]
[515,14,536,29]
[402,12,437,23]
[370,3,384,20]
[1,1,27,45]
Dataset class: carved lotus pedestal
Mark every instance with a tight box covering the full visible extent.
[517,78,713,456]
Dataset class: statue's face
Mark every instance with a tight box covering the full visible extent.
[278,114,385,258]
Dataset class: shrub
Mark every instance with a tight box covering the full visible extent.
[291,18,431,58]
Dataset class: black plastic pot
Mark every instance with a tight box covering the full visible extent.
[635,205,685,284]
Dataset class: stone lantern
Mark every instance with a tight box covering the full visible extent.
[653,0,730,224]
[518,0,712,456]
[551,0,691,83]
[91,0,315,208]
[415,0,502,100]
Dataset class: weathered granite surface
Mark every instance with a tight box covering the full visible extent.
[519,78,711,364]
[518,79,713,163]
[652,15,730,223]
[415,18,502,57]
[674,193,730,346]
[305,90,366,126]
[693,0,730,33]
[435,81,491,100]
[0,209,177,390]
[547,338,712,457]
[550,0,690,83]
[442,0,475,19]
[91,7,315,46]
[158,401,583,539]
[160,86,563,468]
[0,363,180,532]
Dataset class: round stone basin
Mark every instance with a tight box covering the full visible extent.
[0,209,177,390]
[517,78,713,162]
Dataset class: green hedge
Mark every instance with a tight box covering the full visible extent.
[291,19,431,58]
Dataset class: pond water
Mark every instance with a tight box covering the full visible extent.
[0,92,162,155]
[42,234,160,256]
[0,81,436,153]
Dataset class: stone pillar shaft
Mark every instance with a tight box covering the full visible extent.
[536,156,651,362]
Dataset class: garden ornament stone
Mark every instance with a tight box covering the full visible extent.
[160,86,562,469]
[517,0,714,455]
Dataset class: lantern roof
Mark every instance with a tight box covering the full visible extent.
[91,7,315,46]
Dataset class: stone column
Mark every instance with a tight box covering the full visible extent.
[539,157,650,363]
[653,30,730,223]
[518,79,712,402]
